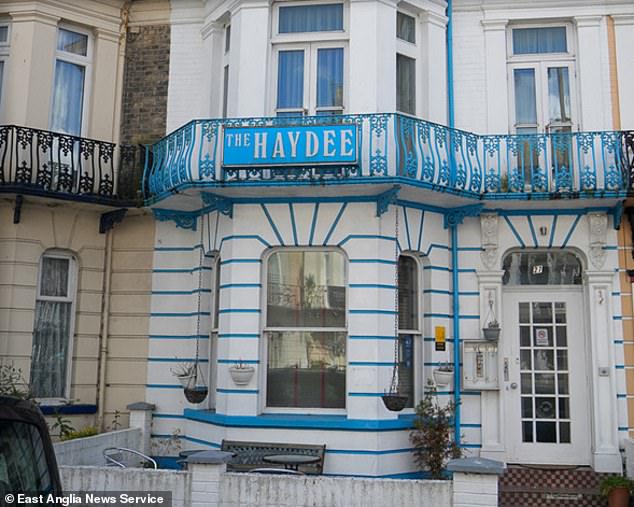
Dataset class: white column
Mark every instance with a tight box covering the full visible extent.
[482,19,508,134]
[575,16,610,131]
[421,11,448,124]
[477,270,506,462]
[187,450,233,507]
[201,22,224,118]
[448,457,505,507]
[126,401,155,456]
[228,0,269,117]
[348,0,397,113]
[613,15,634,129]
[585,270,622,473]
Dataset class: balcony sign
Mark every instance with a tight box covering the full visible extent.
[222,124,357,167]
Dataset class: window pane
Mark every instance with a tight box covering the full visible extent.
[0,421,53,493]
[222,65,229,118]
[267,331,345,408]
[30,301,72,398]
[40,257,69,297]
[514,69,537,125]
[0,26,8,43]
[398,334,414,408]
[317,48,343,109]
[512,27,567,55]
[57,28,88,56]
[0,61,4,104]
[548,67,571,123]
[50,60,85,136]
[398,256,417,330]
[503,251,583,286]
[396,54,415,115]
[279,4,343,33]
[397,12,415,43]
[224,25,231,53]
[277,50,304,111]
[267,251,345,327]
[213,260,221,329]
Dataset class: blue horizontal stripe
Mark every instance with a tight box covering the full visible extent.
[40,404,97,415]
[151,434,221,448]
[436,391,481,396]
[615,365,625,369]
[348,392,385,397]
[349,309,398,315]
[152,289,212,295]
[152,413,187,419]
[220,259,262,265]
[148,357,209,363]
[150,334,209,340]
[337,234,396,246]
[218,333,260,339]
[151,312,211,317]
[424,289,451,295]
[349,335,397,340]
[457,247,482,252]
[146,384,183,389]
[424,313,452,319]
[217,359,259,364]
[218,308,261,314]
[349,361,396,367]
[220,235,271,248]
[459,291,480,296]
[326,448,413,455]
[216,388,259,394]
[153,267,212,273]
[614,340,625,344]
[423,266,450,272]
[617,394,627,399]
[184,410,417,431]
[459,315,480,320]
[155,244,203,252]
[459,444,482,449]
[349,284,397,290]
[461,423,482,428]
[619,427,629,431]
[219,283,262,289]
[349,259,397,265]
[613,316,623,320]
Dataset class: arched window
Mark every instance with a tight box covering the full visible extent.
[30,251,77,399]
[502,251,582,286]
[265,249,346,409]
[398,255,419,408]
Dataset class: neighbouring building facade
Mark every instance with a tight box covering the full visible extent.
[2,0,634,485]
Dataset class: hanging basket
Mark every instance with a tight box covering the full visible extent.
[184,386,208,404]
[433,368,454,388]
[381,394,408,412]
[482,326,501,341]
[229,365,255,386]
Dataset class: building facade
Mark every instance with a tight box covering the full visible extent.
[1,0,634,481]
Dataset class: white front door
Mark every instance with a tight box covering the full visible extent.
[503,289,590,464]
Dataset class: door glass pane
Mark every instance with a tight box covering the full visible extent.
[522,397,533,417]
[547,67,571,123]
[535,373,555,394]
[535,397,556,418]
[532,303,552,324]
[520,350,532,369]
[559,422,571,443]
[316,48,343,111]
[277,50,304,113]
[503,251,582,286]
[534,350,554,370]
[50,60,85,136]
[396,54,415,115]
[536,421,557,442]
[279,4,343,33]
[512,27,567,55]
[514,69,537,126]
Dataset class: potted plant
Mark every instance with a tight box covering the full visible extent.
[171,362,208,403]
[410,380,463,479]
[600,476,632,507]
[171,363,196,388]
[433,363,454,388]
[482,320,500,341]
[229,360,255,386]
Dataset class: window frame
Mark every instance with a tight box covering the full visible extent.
[506,22,575,62]
[49,23,93,136]
[397,253,422,410]
[0,21,11,119]
[261,246,348,414]
[31,250,78,403]
[395,8,419,117]
[272,1,347,42]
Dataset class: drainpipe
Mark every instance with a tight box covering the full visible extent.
[446,0,455,130]
[451,224,461,446]
[96,228,114,431]
[111,1,131,146]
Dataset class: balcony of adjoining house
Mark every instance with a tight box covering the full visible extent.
[143,114,634,211]
[0,125,148,208]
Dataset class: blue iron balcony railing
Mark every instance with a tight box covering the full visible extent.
[144,114,634,202]
[0,125,146,205]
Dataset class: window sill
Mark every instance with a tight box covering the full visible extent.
[39,404,97,415]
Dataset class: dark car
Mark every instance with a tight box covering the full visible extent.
[0,396,62,495]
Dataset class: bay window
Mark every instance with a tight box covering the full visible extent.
[30,251,77,400]
[50,27,91,136]
[265,250,346,409]
[397,255,418,408]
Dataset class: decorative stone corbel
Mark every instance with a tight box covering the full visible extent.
[588,212,608,270]
[480,213,499,270]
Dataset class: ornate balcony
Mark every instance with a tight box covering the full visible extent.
[144,114,634,205]
[0,125,146,206]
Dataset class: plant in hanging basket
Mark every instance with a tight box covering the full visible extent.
[171,363,196,388]
[229,360,255,386]
[381,393,409,412]
[482,319,501,341]
[433,362,454,388]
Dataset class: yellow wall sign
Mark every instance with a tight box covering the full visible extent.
[435,326,446,351]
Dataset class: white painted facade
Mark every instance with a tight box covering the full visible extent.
[143,0,634,477]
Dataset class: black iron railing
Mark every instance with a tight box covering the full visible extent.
[0,125,147,205]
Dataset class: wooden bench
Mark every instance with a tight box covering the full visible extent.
[220,439,326,475]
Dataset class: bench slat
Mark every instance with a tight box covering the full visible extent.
[221,440,325,474]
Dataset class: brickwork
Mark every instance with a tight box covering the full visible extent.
[120,25,170,146]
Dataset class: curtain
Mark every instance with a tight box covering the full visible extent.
[513,27,567,55]
[316,48,343,109]
[40,257,69,297]
[30,301,72,398]
[50,60,85,136]
[514,69,537,125]
[57,29,87,56]
[397,12,415,43]
[398,256,417,330]
[396,54,415,115]
[279,4,343,33]
[277,50,304,112]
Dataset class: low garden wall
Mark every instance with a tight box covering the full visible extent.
[54,428,141,466]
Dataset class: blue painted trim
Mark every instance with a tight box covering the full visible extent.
[459,291,480,296]
[561,214,582,248]
[349,361,396,367]
[548,215,558,248]
[219,235,271,248]
[402,206,412,251]
[309,203,319,246]
[423,265,450,272]
[153,267,213,274]
[424,313,452,319]
[152,413,187,419]
[615,364,625,369]
[457,246,482,252]
[261,203,285,245]
[289,203,298,246]
[348,335,397,340]
[220,258,261,265]
[216,388,259,394]
[218,359,259,364]
[146,384,183,389]
[349,259,397,265]
[326,448,413,455]
[337,234,396,247]
[40,404,97,415]
[450,222,461,447]
[527,216,538,248]
[152,289,212,295]
[219,283,262,289]
[503,215,526,248]
[184,409,417,431]
[459,444,482,449]
[424,289,451,295]
[617,394,627,399]
[218,333,260,339]
[619,427,629,431]
[348,392,385,397]
[151,312,211,317]
[613,315,623,320]
[149,334,209,340]
[349,309,398,315]
[446,0,455,130]
[323,203,347,245]
[417,210,425,252]
[148,357,209,363]
[155,244,203,252]
[349,284,397,290]
[614,340,625,344]
[460,423,482,428]
[218,308,261,314]
[459,315,480,320]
